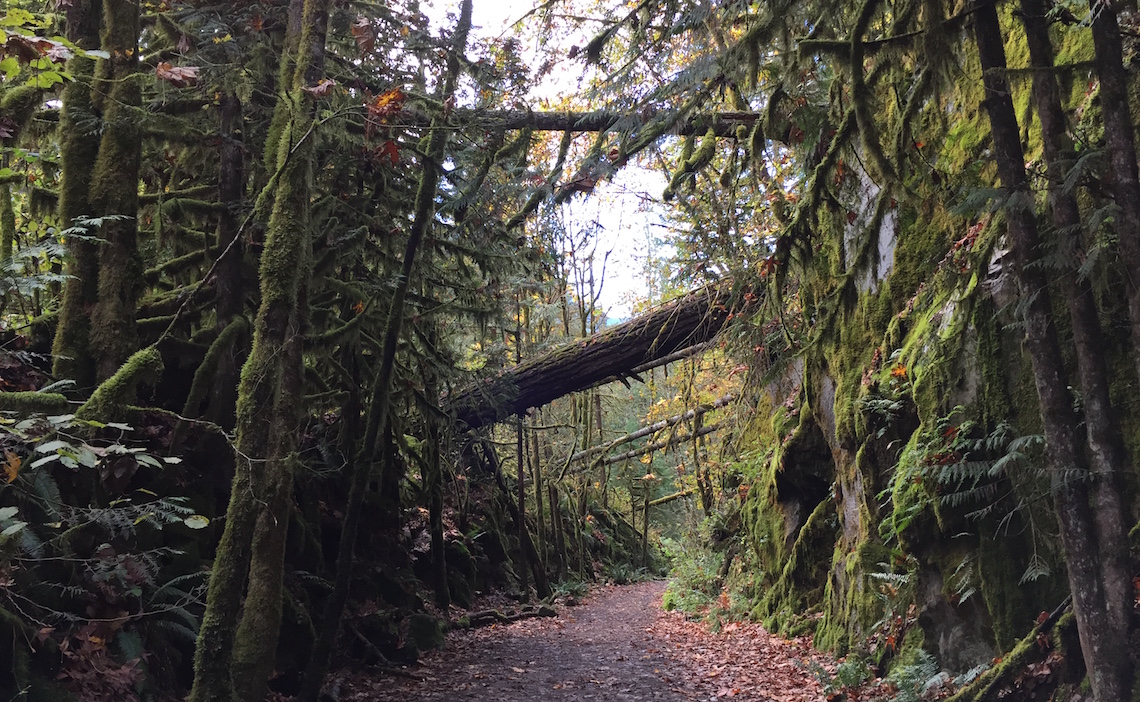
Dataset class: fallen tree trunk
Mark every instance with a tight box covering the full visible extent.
[373,108,761,138]
[447,284,748,429]
[649,490,694,507]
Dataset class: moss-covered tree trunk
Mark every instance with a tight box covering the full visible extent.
[87,0,142,382]
[0,183,13,262]
[1020,2,1136,695]
[973,4,1129,700]
[51,0,102,389]
[229,2,327,698]
[516,416,530,599]
[188,2,327,701]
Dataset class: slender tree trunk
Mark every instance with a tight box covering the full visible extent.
[531,419,547,570]
[88,0,142,381]
[550,483,565,579]
[973,5,1128,700]
[1020,4,1136,693]
[516,416,530,599]
[424,347,450,609]
[595,391,607,508]
[52,0,102,389]
[206,91,247,428]
[483,439,552,597]
[641,494,650,567]
[297,5,473,699]
[0,182,14,262]
[1089,0,1140,388]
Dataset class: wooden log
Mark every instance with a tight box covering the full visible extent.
[447,284,749,429]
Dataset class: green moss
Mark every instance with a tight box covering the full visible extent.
[181,317,249,418]
[946,610,1076,702]
[52,55,101,389]
[0,85,41,137]
[75,346,163,422]
[407,613,447,652]
[0,392,71,415]
[0,184,13,261]
[88,7,144,381]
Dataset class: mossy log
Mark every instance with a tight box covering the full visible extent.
[0,392,70,415]
[945,598,1074,702]
[447,283,750,429]
[75,346,163,422]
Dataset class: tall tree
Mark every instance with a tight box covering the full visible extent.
[972,2,1129,698]
[52,0,103,388]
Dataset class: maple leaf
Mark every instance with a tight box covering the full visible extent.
[890,363,907,379]
[303,78,338,98]
[155,62,200,88]
[378,140,399,167]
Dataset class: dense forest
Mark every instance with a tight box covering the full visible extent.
[0,0,1138,700]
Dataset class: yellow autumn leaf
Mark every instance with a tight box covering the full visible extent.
[3,452,20,484]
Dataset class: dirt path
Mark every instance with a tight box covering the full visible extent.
[341,581,829,701]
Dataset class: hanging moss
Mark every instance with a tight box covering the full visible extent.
[74,346,163,422]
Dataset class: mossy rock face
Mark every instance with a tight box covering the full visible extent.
[447,570,475,609]
[445,538,476,579]
[407,613,446,653]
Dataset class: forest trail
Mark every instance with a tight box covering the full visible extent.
[339,581,829,701]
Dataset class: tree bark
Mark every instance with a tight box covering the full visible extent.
[1089,0,1140,389]
[447,284,746,429]
[1020,2,1136,694]
[972,5,1128,700]
[189,1,325,700]
[206,91,247,428]
[374,107,759,138]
